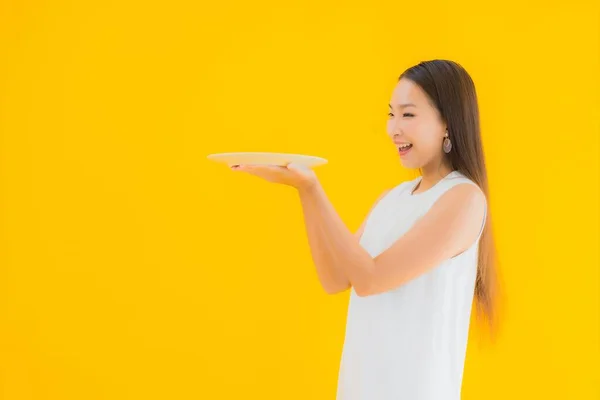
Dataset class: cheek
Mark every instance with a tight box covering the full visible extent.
[413,121,441,147]
[386,120,394,134]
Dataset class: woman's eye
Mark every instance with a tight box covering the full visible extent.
[403,113,414,117]
[388,113,394,117]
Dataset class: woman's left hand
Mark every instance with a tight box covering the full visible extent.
[231,162,318,191]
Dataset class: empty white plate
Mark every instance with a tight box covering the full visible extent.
[207,152,328,168]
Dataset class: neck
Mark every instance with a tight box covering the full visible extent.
[417,159,454,192]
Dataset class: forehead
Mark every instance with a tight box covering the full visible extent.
[389,78,430,108]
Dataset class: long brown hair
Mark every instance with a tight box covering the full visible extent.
[399,60,501,337]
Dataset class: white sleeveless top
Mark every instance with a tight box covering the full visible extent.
[336,171,486,400]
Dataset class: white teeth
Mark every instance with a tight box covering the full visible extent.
[399,144,412,149]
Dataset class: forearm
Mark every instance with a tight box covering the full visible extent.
[297,182,350,293]
[297,181,375,295]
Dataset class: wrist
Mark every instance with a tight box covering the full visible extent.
[297,177,319,196]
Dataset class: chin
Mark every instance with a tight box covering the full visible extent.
[399,158,421,169]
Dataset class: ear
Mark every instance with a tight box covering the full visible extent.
[437,117,448,137]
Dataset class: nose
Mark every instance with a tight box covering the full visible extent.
[386,120,404,138]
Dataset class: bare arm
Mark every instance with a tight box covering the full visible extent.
[297,180,486,297]
[297,183,390,294]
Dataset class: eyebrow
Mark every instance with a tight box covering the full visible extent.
[389,103,416,109]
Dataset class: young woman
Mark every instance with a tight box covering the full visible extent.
[231,59,498,400]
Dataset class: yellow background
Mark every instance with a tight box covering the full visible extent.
[1,0,598,398]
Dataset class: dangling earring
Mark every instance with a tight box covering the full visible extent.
[443,130,452,153]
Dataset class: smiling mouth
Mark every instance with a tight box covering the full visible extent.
[398,143,413,153]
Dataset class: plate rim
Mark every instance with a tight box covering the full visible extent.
[206,151,328,163]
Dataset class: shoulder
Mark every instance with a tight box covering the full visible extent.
[439,182,486,209]
[429,179,487,235]
[438,172,486,205]
[403,181,486,260]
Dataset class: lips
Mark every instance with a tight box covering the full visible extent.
[397,143,413,156]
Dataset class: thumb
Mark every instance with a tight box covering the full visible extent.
[286,162,307,173]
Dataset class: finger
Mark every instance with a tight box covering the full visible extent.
[250,164,285,172]
[231,164,253,172]
[286,162,308,173]
[233,164,258,170]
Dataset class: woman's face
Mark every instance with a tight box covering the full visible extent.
[386,78,447,170]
